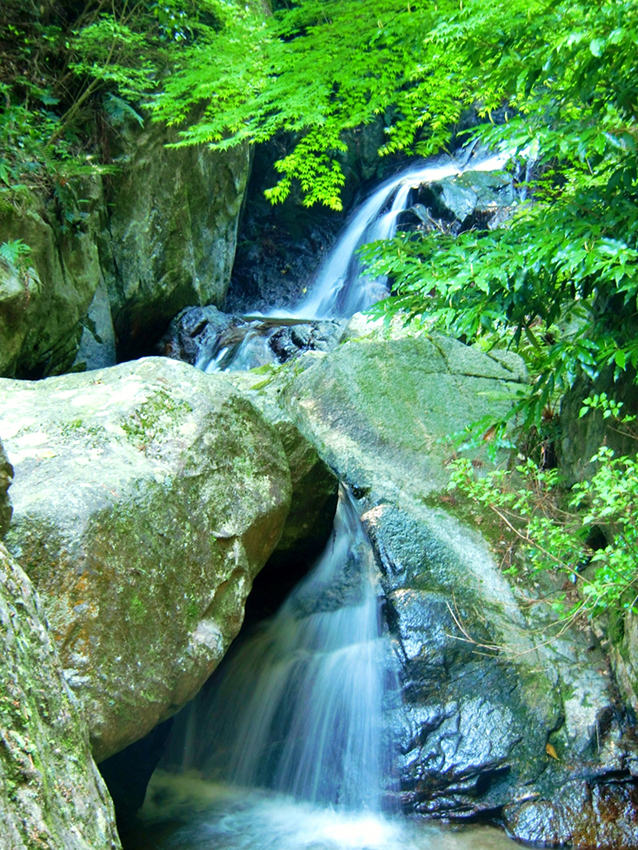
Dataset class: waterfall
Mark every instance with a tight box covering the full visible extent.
[169,488,396,811]
[287,151,507,321]
[132,150,520,850]
[290,160,458,320]
[195,150,507,373]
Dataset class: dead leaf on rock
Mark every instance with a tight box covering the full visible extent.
[545,743,560,760]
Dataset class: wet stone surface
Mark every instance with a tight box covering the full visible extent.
[158,304,347,372]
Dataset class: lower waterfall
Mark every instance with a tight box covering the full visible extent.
[128,494,518,850]
[172,488,394,811]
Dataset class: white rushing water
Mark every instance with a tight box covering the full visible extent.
[167,489,395,811]
[286,150,508,321]
[135,775,520,850]
[129,150,522,850]
[196,150,508,373]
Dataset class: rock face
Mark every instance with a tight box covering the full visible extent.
[242,324,638,847]
[100,122,250,359]
[0,119,250,378]
[0,357,291,762]
[0,442,120,848]
[0,438,12,538]
[0,544,121,850]
[0,182,105,378]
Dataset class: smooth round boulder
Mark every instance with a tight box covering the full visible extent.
[0,357,291,761]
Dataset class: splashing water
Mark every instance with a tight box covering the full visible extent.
[133,775,520,850]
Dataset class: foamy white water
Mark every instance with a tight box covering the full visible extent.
[134,773,520,850]
[196,150,509,372]
[289,151,508,320]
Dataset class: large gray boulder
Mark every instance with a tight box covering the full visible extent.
[242,323,638,847]
[100,121,250,358]
[0,541,121,849]
[283,326,526,498]
[0,357,291,762]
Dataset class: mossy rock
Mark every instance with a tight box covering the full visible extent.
[0,438,12,538]
[0,357,291,761]
[0,542,121,849]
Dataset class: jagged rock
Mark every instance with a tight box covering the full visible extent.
[100,122,250,358]
[406,168,518,233]
[0,542,121,849]
[243,325,638,846]
[72,279,117,372]
[159,304,347,372]
[0,439,12,538]
[0,357,291,762]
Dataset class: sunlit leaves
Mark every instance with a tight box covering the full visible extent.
[449,441,638,621]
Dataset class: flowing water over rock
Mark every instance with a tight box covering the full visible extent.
[128,496,520,850]
[188,150,508,373]
[289,153,505,321]
[125,150,528,850]
[166,488,396,810]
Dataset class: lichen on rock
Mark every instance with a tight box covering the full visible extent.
[0,541,121,849]
[0,356,292,762]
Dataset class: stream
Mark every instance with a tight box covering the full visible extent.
[124,150,522,850]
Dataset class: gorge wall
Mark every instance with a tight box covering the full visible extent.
[0,118,250,379]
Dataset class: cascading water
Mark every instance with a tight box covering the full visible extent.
[128,150,521,850]
[133,495,518,850]
[174,488,394,811]
[195,150,508,373]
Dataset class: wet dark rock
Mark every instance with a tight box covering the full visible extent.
[156,305,237,366]
[158,304,347,371]
[398,168,518,238]
[502,779,638,847]
[243,325,638,847]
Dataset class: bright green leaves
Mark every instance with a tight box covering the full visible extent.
[449,442,638,621]
[152,0,448,205]
[354,0,638,428]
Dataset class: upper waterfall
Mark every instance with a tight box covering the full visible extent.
[191,149,509,373]
[285,150,508,321]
